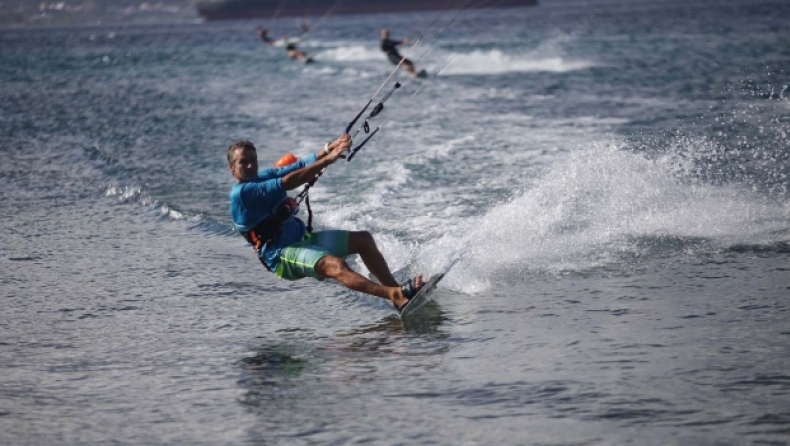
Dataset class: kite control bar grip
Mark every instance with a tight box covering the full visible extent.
[346,127,379,162]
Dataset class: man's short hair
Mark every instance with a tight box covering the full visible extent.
[227,140,256,165]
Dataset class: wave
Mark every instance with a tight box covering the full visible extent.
[315,45,384,62]
[420,143,790,292]
[83,143,236,236]
[309,44,598,77]
[440,49,597,75]
[102,184,235,236]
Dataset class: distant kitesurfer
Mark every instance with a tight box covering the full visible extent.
[281,36,311,63]
[281,19,312,63]
[380,28,419,77]
[227,135,425,312]
[256,27,274,45]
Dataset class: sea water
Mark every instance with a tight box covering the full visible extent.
[1,0,788,444]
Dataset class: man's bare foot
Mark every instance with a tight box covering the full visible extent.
[391,275,424,309]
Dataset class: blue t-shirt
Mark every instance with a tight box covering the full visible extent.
[229,153,318,269]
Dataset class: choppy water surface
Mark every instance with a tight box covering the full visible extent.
[1,0,789,444]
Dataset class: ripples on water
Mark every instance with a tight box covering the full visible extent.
[1,0,789,444]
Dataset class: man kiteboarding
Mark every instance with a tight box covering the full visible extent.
[256,27,274,45]
[380,28,420,77]
[282,37,312,63]
[227,134,424,312]
[281,19,312,63]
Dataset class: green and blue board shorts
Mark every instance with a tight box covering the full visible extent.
[274,230,350,281]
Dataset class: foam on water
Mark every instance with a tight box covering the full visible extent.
[104,184,201,223]
[441,49,597,75]
[316,45,382,62]
[433,30,599,76]
[422,142,790,293]
[309,39,597,77]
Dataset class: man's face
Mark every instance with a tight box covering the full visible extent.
[229,148,258,182]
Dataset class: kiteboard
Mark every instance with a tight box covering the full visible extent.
[398,273,444,318]
[304,57,314,65]
[416,69,428,78]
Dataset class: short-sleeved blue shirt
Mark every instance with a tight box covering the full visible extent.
[229,153,318,270]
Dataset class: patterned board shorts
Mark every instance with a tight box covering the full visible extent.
[275,230,350,281]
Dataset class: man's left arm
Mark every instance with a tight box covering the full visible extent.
[258,134,349,180]
[281,134,351,190]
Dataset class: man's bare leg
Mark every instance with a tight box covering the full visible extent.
[347,231,400,287]
[315,255,422,308]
